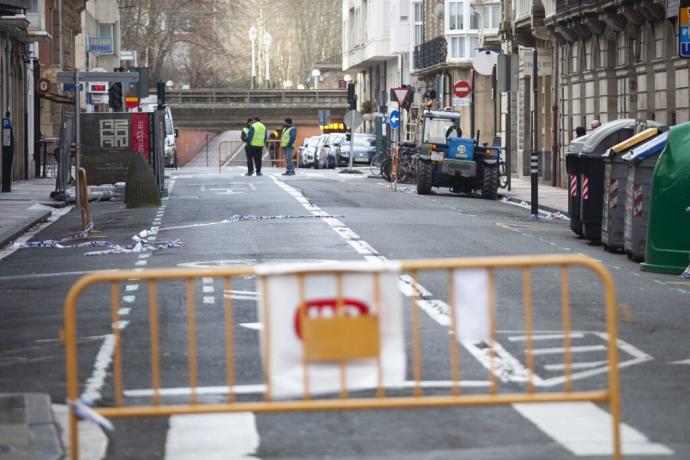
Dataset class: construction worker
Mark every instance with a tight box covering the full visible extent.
[245,116,267,176]
[281,118,297,176]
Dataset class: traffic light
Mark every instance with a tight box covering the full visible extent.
[347,82,357,110]
[108,82,123,111]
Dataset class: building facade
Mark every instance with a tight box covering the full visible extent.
[503,0,687,187]
[342,0,500,142]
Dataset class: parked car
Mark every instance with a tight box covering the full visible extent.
[315,133,345,169]
[299,136,321,167]
[311,134,329,169]
[336,134,377,166]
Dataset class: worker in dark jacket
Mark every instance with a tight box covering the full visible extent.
[245,117,267,176]
[281,118,297,176]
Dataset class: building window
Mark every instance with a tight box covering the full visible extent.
[349,8,355,48]
[450,36,466,58]
[482,4,500,29]
[413,1,423,46]
[362,0,368,42]
[469,36,479,56]
[98,23,113,40]
[470,6,480,29]
[448,1,464,31]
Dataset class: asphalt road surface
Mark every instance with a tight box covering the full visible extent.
[1,162,688,459]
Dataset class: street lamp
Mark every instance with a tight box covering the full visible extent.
[344,74,353,83]
[311,68,321,90]
[249,26,258,90]
[263,32,272,88]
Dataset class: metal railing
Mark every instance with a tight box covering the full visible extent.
[165,89,348,106]
[63,254,622,460]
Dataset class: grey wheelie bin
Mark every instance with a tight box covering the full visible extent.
[565,136,589,237]
[576,119,638,242]
[601,128,663,252]
[622,131,669,261]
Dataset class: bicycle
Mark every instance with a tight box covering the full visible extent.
[370,150,389,176]
[498,148,509,189]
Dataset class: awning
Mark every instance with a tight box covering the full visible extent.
[622,131,669,163]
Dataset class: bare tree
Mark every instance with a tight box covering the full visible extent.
[119,0,341,88]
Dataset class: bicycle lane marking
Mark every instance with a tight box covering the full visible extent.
[57,180,178,460]
[269,174,672,457]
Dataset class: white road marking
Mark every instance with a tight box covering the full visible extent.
[122,295,136,303]
[544,361,609,371]
[81,335,116,404]
[202,286,214,293]
[118,308,131,316]
[513,402,673,456]
[135,260,147,266]
[669,359,690,365]
[203,296,215,304]
[138,253,151,259]
[509,333,585,342]
[240,322,262,330]
[531,345,606,356]
[270,174,668,454]
[165,413,259,460]
[202,277,213,284]
[125,380,493,399]
[113,320,129,330]
[125,284,139,292]
[399,274,433,297]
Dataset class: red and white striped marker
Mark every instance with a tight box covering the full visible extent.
[582,176,590,200]
[609,178,619,209]
[569,175,577,198]
[633,184,644,218]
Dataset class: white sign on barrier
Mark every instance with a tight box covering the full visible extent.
[454,269,490,341]
[257,261,405,399]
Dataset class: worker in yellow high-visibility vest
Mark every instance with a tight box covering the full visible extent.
[281,118,297,176]
[245,116,267,176]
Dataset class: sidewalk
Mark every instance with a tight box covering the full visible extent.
[0,394,63,460]
[0,178,63,249]
[499,176,569,215]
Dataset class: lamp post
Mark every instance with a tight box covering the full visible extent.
[311,68,321,90]
[263,32,272,88]
[249,26,258,90]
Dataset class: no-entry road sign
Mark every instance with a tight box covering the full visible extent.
[453,80,472,98]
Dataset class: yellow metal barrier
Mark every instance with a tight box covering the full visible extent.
[77,167,90,231]
[63,254,622,459]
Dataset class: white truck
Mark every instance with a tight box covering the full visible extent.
[140,96,178,168]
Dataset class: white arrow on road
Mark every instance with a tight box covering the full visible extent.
[670,359,690,365]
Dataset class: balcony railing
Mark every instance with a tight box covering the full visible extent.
[555,0,597,13]
[514,0,533,22]
[413,36,448,71]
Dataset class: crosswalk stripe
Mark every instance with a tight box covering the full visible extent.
[165,413,259,460]
[513,402,673,456]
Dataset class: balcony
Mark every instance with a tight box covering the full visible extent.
[555,0,598,13]
[413,36,447,71]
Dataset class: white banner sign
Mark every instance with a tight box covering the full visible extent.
[452,96,471,107]
[454,269,491,341]
[519,48,553,77]
[257,261,405,399]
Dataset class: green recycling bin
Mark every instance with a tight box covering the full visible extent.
[641,122,690,275]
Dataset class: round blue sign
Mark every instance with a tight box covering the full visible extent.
[389,110,400,129]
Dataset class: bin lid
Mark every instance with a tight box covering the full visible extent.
[622,131,668,163]
[580,119,636,155]
[602,127,661,159]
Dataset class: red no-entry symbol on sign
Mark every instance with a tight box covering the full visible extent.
[453,80,472,98]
